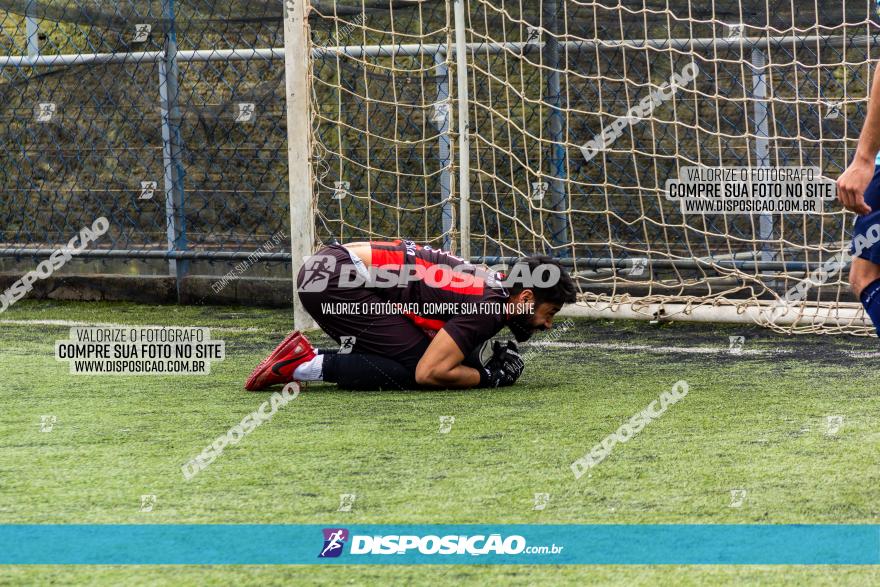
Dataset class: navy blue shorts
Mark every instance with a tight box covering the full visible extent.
[850,164,880,264]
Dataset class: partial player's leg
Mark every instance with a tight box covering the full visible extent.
[849,165,880,336]
[245,331,421,391]
[320,352,419,390]
[850,257,880,297]
[850,257,880,335]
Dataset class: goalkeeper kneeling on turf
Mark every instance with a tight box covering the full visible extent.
[245,240,577,391]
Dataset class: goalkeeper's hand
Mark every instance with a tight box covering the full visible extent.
[479,341,525,388]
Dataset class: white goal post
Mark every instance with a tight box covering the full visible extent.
[283,0,317,330]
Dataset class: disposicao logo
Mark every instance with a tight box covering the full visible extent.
[318,528,349,558]
[317,529,564,559]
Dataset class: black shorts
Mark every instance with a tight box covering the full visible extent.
[297,244,430,371]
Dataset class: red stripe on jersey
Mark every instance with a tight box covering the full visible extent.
[414,257,485,296]
[369,240,403,249]
[371,247,404,267]
[404,313,447,331]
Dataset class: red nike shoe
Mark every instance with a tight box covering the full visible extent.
[244,330,316,391]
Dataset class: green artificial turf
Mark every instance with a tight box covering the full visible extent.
[1,299,878,585]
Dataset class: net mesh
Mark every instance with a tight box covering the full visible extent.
[310,1,880,335]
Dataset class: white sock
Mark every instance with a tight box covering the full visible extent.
[293,354,324,381]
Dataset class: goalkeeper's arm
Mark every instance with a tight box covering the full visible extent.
[415,331,525,389]
[414,329,483,388]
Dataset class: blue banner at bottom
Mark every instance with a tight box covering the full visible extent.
[0,525,877,565]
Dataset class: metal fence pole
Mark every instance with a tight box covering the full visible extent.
[159,0,188,292]
[283,0,317,330]
[434,51,454,251]
[751,47,774,268]
[542,0,569,254]
[453,0,471,259]
[25,0,39,57]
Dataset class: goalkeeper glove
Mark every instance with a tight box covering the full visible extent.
[478,341,525,388]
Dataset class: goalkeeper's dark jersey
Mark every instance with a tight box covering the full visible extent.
[368,240,511,356]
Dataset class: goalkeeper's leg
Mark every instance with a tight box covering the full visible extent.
[297,340,508,390]
[296,350,419,390]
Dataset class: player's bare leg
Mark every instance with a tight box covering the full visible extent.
[850,257,880,335]
[849,257,880,298]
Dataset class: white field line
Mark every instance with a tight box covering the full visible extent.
[526,340,880,359]
[0,319,263,333]
[5,318,877,359]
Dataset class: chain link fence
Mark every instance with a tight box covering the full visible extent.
[0,1,293,296]
[3,2,880,333]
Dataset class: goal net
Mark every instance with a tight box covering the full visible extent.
[308,1,878,335]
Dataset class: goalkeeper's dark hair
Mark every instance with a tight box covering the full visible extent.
[506,255,577,306]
